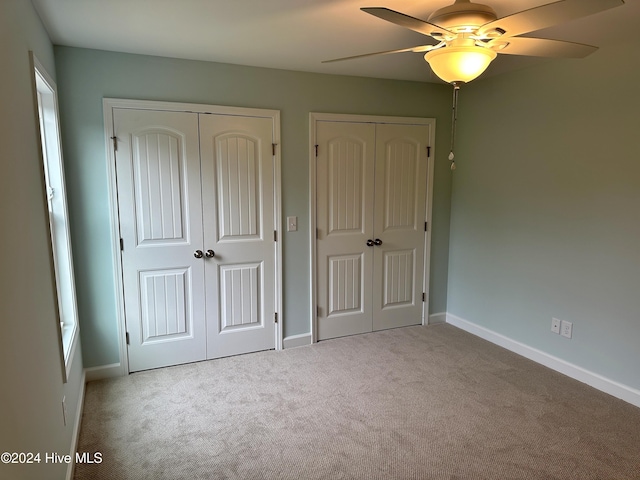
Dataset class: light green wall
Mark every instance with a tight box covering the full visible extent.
[0,1,84,479]
[447,39,640,389]
[53,47,453,368]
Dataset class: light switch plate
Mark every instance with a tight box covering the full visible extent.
[287,216,297,232]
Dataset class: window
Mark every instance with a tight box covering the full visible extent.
[31,54,79,381]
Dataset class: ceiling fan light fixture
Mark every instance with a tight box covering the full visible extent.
[424,43,497,83]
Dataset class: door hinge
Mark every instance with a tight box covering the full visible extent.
[272,143,277,156]
[120,238,124,251]
[125,332,130,345]
[111,136,118,151]
[315,144,319,157]
[317,306,321,317]
[424,222,428,232]
[427,146,431,157]
[274,312,278,324]
[274,230,277,242]
[422,293,425,302]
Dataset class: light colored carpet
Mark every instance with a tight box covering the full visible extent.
[74,324,640,479]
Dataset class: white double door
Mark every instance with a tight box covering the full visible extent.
[114,108,277,372]
[316,120,431,340]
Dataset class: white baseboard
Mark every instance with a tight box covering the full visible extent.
[428,312,447,325]
[85,362,125,381]
[283,333,312,349]
[66,370,86,480]
[446,313,640,409]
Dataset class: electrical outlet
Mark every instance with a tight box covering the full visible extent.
[62,396,67,426]
[551,318,561,334]
[560,320,573,339]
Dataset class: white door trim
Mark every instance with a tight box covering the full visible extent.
[309,112,436,343]
[104,98,283,375]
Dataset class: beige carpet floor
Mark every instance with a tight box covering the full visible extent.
[74,324,640,479]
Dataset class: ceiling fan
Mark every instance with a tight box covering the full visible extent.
[325,0,625,84]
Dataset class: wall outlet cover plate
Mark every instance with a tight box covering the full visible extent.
[560,320,573,339]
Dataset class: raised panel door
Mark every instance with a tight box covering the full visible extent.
[316,119,430,340]
[114,109,206,372]
[316,121,376,340]
[199,114,276,358]
[372,123,429,331]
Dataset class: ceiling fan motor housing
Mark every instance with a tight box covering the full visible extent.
[428,0,497,33]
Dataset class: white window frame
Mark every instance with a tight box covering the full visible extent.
[31,53,79,382]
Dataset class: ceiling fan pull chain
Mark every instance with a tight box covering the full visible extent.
[449,82,461,171]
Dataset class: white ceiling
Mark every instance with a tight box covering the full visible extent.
[31,0,640,84]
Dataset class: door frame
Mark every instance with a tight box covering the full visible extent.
[309,112,436,343]
[104,98,283,375]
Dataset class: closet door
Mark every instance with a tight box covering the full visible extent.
[316,119,430,341]
[316,121,376,340]
[199,114,277,358]
[372,123,429,331]
[114,109,206,372]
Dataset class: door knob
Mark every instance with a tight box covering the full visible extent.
[205,249,215,258]
[194,250,204,259]
[366,239,374,247]
[374,238,383,246]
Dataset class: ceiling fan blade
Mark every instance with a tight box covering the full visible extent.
[322,45,437,64]
[489,37,598,57]
[361,7,453,38]
[478,0,624,38]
